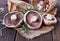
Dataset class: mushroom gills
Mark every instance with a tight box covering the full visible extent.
[26,11,41,27]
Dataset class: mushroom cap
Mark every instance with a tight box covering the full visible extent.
[3,11,23,28]
[42,14,57,25]
[24,10,42,29]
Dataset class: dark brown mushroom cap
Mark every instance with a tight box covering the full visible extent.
[24,10,42,29]
[26,11,41,27]
[3,11,23,28]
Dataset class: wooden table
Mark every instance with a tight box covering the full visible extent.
[0,0,60,41]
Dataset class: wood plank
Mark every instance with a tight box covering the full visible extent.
[0,28,16,41]
[52,17,60,41]
[56,0,60,7]
[52,0,60,40]
[15,30,53,41]
[0,0,17,41]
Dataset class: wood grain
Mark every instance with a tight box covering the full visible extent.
[0,0,16,41]
[52,17,60,41]
[0,28,16,41]
[14,0,60,41]
[0,0,60,41]
[15,32,53,41]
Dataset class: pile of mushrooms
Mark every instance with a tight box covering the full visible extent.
[36,0,56,12]
[3,10,57,29]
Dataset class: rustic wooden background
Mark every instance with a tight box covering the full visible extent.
[0,0,60,41]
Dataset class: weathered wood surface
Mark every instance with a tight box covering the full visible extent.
[0,0,16,41]
[15,31,53,41]
[0,0,60,41]
[15,0,60,41]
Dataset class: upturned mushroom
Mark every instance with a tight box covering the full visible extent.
[3,11,23,28]
[42,14,57,25]
[24,10,42,29]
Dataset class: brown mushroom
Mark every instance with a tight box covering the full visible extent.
[43,14,57,25]
[24,10,42,29]
[3,11,23,28]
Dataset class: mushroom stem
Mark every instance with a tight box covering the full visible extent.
[31,16,37,23]
[46,14,52,20]
[11,14,17,21]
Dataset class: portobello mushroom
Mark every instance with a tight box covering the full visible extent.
[24,10,42,29]
[3,11,23,28]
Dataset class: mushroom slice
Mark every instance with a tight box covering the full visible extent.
[3,11,23,28]
[24,10,42,29]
